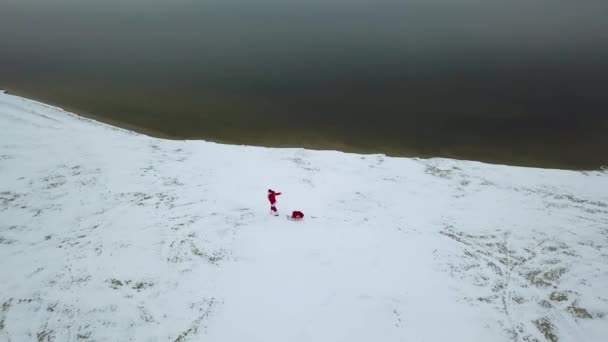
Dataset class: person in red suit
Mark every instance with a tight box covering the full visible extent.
[268,189,281,216]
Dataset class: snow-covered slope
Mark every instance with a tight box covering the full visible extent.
[1,91,607,342]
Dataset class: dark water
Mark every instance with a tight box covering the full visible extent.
[2,0,607,169]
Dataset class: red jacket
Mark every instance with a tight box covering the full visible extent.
[268,191,281,204]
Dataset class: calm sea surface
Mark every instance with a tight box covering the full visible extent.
[2,0,607,169]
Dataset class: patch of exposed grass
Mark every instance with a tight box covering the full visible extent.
[424,165,453,179]
[77,332,91,340]
[190,242,226,264]
[526,270,551,287]
[476,296,493,303]
[512,295,526,304]
[132,282,153,291]
[0,191,20,208]
[109,278,153,292]
[37,329,54,342]
[1,300,11,312]
[549,291,569,302]
[533,318,558,342]
[543,268,567,282]
[568,305,593,319]
[109,279,123,289]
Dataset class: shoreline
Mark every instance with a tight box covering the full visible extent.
[2,87,604,172]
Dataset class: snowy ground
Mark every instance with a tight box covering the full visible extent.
[0,90,607,342]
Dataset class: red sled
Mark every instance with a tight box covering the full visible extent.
[287,211,304,221]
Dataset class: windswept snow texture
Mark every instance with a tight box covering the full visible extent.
[1,91,607,342]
